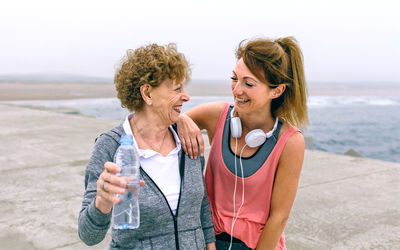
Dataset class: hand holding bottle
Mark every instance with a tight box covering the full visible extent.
[95,162,145,215]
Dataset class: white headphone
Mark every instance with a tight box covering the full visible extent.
[230,108,279,148]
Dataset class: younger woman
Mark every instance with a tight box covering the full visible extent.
[178,37,308,249]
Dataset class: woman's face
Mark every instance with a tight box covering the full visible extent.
[151,79,190,125]
[231,58,273,115]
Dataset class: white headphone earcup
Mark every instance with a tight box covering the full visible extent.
[245,129,267,148]
[230,117,242,138]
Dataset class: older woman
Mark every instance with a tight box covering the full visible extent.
[78,43,216,249]
[178,37,308,249]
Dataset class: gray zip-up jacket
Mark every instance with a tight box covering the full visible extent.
[78,124,215,249]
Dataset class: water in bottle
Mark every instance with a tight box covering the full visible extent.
[112,134,140,229]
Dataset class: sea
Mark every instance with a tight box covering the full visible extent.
[8,93,400,163]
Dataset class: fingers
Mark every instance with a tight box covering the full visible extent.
[98,183,121,204]
[102,170,127,188]
[177,113,202,159]
[101,180,126,196]
[104,162,122,174]
[187,137,195,159]
[95,177,119,213]
[191,132,206,158]
[197,133,205,157]
[182,137,197,159]
[181,137,189,155]
[188,132,205,159]
[103,161,144,188]
[95,162,145,214]
[96,162,125,209]
[182,135,205,159]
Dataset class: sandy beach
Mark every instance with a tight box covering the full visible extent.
[0,82,399,249]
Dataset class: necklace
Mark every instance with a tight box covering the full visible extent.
[132,117,169,153]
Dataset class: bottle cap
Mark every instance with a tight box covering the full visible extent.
[120,134,134,145]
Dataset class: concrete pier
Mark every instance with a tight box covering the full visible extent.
[0,103,399,249]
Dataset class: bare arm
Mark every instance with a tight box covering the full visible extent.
[178,101,226,158]
[256,131,305,249]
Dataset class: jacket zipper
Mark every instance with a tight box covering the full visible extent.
[139,152,185,250]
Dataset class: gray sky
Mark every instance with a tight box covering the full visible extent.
[1,0,399,83]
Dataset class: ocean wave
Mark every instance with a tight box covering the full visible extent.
[308,96,400,107]
[3,96,399,162]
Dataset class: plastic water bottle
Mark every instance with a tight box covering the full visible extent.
[112,134,140,229]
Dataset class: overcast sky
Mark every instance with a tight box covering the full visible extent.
[1,0,399,83]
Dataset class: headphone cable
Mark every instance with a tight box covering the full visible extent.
[229,141,247,250]
[229,136,238,249]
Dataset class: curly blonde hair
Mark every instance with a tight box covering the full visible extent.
[114,43,190,111]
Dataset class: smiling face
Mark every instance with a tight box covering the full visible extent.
[231,58,274,116]
[150,78,190,125]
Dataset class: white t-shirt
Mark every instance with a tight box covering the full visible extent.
[123,114,181,215]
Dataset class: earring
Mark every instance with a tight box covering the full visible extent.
[148,101,152,106]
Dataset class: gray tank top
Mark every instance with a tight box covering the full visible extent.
[222,105,282,177]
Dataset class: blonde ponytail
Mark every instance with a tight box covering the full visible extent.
[236,37,309,128]
[275,37,309,128]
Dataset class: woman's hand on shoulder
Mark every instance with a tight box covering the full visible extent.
[95,162,145,214]
[178,101,226,159]
[177,113,203,159]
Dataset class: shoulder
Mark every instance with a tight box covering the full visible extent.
[90,124,124,163]
[278,121,303,144]
[283,130,305,154]
[96,124,124,145]
[279,123,305,167]
[183,153,203,168]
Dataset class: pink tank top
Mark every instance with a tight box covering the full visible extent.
[205,103,299,249]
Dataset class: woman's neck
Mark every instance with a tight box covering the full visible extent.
[131,110,170,137]
[130,110,174,155]
[238,110,275,133]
